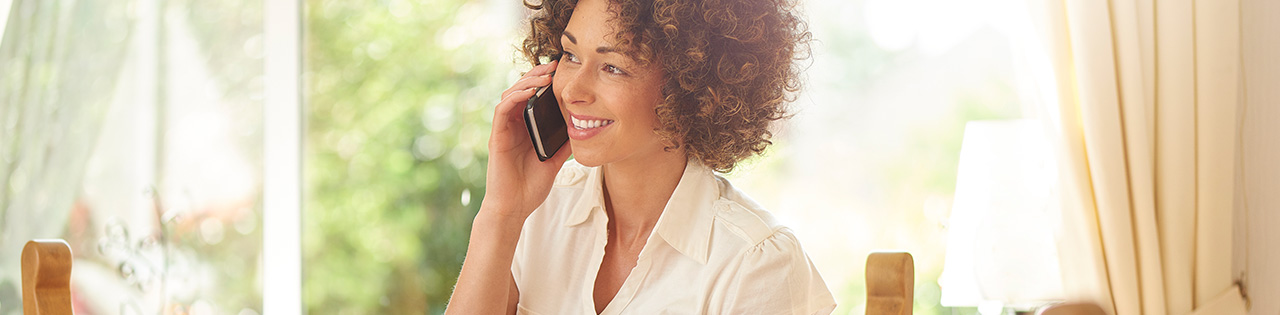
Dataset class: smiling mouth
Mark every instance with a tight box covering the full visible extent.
[570,116,615,130]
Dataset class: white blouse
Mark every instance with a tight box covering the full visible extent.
[511,160,837,314]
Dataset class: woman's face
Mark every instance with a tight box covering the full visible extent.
[553,0,670,167]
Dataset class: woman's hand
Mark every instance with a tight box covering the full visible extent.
[481,60,573,221]
[446,61,572,315]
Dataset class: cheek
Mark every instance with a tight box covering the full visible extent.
[551,76,567,102]
[615,92,662,128]
[634,85,665,126]
[636,77,665,122]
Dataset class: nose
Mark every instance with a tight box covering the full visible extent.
[556,66,595,106]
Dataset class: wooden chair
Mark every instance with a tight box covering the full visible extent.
[866,251,914,315]
[21,239,74,315]
[24,239,913,315]
[1038,302,1107,315]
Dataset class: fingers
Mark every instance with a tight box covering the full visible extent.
[502,61,558,99]
[491,86,540,134]
[527,60,558,77]
[497,86,539,112]
[495,60,558,123]
[490,61,561,152]
[503,76,552,99]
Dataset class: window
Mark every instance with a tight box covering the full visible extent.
[2,0,1039,313]
[725,0,1032,313]
[1,0,268,313]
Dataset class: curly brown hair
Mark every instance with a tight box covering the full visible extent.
[521,0,811,172]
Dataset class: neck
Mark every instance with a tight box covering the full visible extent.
[600,150,688,245]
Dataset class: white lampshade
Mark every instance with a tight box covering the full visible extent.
[939,119,1065,310]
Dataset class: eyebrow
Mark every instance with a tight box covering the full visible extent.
[562,31,622,55]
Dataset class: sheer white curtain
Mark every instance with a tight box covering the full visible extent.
[0,1,133,310]
[1022,0,1250,314]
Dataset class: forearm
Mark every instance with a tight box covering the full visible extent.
[446,208,526,315]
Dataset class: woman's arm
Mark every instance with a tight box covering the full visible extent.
[445,60,572,314]
[447,210,526,314]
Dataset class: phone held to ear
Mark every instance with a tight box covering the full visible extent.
[523,84,569,161]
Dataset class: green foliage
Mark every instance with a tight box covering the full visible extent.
[302,0,515,313]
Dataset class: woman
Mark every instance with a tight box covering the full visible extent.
[447,0,832,312]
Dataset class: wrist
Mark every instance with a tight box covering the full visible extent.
[474,203,530,228]
[465,205,527,259]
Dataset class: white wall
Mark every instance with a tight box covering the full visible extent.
[1240,0,1279,313]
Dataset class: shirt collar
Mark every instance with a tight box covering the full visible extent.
[562,160,718,264]
[564,165,605,227]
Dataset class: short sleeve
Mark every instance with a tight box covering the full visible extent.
[510,220,524,281]
[718,229,837,315]
[511,243,522,283]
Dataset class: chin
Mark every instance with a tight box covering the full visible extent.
[567,142,608,167]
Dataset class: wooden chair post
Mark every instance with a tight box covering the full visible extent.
[866,251,913,315]
[1038,302,1107,315]
[21,239,74,315]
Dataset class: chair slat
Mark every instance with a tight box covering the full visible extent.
[866,251,913,315]
[21,239,74,315]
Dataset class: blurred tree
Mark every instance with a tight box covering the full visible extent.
[303,0,517,313]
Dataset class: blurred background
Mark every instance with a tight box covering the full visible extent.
[0,0,1036,313]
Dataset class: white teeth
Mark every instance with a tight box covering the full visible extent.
[571,117,614,130]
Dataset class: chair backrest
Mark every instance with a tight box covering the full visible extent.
[18,241,919,315]
[21,239,74,315]
[866,251,914,315]
[1038,302,1107,315]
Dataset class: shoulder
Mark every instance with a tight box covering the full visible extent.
[704,175,818,268]
[705,175,821,280]
[708,174,788,248]
[703,177,837,314]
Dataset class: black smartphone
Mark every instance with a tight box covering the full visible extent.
[523,84,569,161]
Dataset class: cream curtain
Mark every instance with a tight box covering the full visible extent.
[1025,0,1250,314]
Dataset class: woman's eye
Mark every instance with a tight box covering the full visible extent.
[603,64,625,75]
[562,52,580,63]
